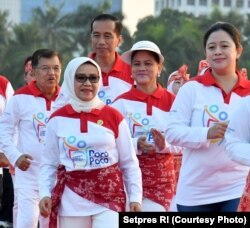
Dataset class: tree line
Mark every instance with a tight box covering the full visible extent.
[1,1,250,89]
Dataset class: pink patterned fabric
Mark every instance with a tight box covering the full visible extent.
[239,68,248,79]
[167,64,189,86]
[49,163,126,228]
[173,154,182,192]
[197,59,210,75]
[138,153,175,210]
[238,171,250,212]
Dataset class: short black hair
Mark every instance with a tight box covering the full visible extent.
[90,13,122,35]
[31,49,62,68]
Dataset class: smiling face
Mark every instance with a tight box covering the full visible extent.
[74,63,100,102]
[131,50,162,89]
[205,30,242,75]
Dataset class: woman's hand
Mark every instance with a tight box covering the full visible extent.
[207,122,228,140]
[129,202,142,212]
[39,197,52,217]
[137,136,156,154]
[150,128,166,151]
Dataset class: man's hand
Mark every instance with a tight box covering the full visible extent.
[0,152,10,167]
[16,154,33,171]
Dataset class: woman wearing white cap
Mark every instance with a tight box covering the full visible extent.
[38,57,142,228]
[112,40,179,211]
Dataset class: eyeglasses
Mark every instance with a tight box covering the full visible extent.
[36,66,61,74]
[75,74,100,83]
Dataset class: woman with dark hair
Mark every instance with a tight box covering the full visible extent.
[112,41,179,211]
[165,22,250,212]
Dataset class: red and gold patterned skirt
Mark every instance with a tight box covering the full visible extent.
[238,171,250,212]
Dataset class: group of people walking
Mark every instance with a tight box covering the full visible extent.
[0,12,249,228]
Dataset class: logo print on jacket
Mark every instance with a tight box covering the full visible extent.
[202,105,229,144]
[63,136,109,168]
[33,112,48,144]
[98,90,112,105]
[127,112,155,144]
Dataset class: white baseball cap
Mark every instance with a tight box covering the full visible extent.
[122,40,164,64]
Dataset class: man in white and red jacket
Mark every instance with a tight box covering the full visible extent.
[0,49,62,228]
[0,75,14,228]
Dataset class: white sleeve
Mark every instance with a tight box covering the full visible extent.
[165,83,210,149]
[39,120,59,198]
[0,81,14,153]
[224,97,250,166]
[160,140,183,154]
[52,91,69,112]
[5,82,14,103]
[115,119,142,204]
[0,96,22,165]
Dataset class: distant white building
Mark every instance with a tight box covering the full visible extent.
[2,0,250,31]
[155,0,250,17]
[121,0,155,35]
[0,0,155,36]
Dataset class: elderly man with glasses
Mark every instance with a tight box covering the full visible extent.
[0,49,62,228]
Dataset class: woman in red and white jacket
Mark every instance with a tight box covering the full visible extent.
[165,22,250,212]
[112,41,179,211]
[39,57,142,228]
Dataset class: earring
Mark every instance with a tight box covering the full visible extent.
[158,73,160,77]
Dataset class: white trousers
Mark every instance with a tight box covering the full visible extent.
[126,197,166,212]
[141,198,166,211]
[16,188,49,228]
[169,195,178,212]
[59,210,118,228]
